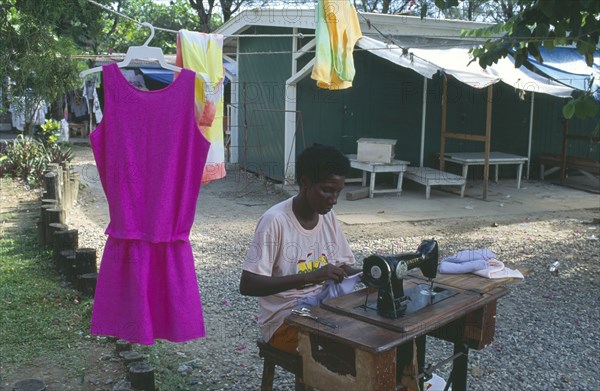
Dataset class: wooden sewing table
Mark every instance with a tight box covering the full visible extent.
[286,272,509,391]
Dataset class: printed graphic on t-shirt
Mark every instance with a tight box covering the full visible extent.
[297,253,328,274]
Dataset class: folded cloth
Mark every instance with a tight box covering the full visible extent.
[473,259,524,279]
[439,248,495,274]
[442,248,496,263]
[439,259,488,274]
[440,248,524,279]
[295,272,362,309]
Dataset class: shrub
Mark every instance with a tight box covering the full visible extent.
[0,134,74,187]
[37,119,61,147]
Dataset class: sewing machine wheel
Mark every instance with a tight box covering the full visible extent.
[363,255,391,289]
[395,261,408,280]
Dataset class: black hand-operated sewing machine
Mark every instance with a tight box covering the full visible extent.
[362,239,440,318]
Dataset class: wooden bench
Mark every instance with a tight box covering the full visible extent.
[540,153,600,182]
[257,340,307,391]
[404,167,466,199]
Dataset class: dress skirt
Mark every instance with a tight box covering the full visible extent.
[90,236,206,344]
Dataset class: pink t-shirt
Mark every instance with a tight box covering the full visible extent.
[242,197,355,341]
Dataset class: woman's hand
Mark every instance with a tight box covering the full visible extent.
[308,264,347,284]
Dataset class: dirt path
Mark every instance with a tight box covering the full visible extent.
[3,144,599,390]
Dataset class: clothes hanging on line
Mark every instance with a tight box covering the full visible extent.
[311,0,363,90]
[176,30,226,183]
[89,63,210,345]
[82,80,103,124]
[8,98,49,131]
[68,89,89,118]
[58,119,69,142]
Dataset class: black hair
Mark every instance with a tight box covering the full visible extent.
[295,143,350,184]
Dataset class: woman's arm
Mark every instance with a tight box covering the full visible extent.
[239,263,349,297]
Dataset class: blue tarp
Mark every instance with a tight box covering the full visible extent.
[139,67,174,84]
[139,60,237,86]
[517,47,600,100]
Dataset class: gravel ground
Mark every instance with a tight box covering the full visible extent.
[69,146,600,391]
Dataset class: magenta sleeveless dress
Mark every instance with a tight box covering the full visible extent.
[89,63,210,344]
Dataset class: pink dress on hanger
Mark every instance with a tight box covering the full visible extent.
[89,63,210,344]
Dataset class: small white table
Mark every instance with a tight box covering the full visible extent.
[443,152,528,189]
[347,155,410,198]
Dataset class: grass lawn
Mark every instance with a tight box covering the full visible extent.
[0,179,204,390]
[0,196,96,383]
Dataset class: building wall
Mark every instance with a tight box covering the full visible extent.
[298,50,598,180]
[237,29,598,182]
[237,26,293,181]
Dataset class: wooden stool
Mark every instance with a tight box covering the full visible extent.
[257,340,307,391]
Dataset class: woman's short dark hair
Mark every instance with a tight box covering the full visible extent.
[295,144,350,184]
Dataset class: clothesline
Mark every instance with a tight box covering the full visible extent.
[87,0,314,38]
[85,0,445,75]
[73,42,483,59]
[84,0,497,45]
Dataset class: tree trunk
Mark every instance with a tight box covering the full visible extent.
[189,0,214,32]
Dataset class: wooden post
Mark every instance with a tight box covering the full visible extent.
[63,164,72,210]
[483,85,493,200]
[128,362,155,391]
[38,201,57,245]
[70,172,80,206]
[440,75,448,171]
[116,339,132,353]
[12,379,46,391]
[41,198,58,207]
[57,165,64,208]
[44,208,65,245]
[59,249,76,278]
[43,172,59,202]
[46,164,63,207]
[120,351,145,368]
[52,229,78,264]
[77,273,98,297]
[560,118,569,184]
[46,223,68,247]
[75,248,97,275]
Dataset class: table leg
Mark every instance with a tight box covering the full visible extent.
[449,322,469,391]
[396,172,404,195]
[461,165,469,180]
[459,165,469,197]
[361,171,367,187]
[369,173,376,198]
[516,163,523,189]
[494,165,499,183]
[416,336,426,391]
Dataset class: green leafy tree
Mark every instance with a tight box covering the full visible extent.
[413,0,525,21]
[431,0,599,124]
[0,0,91,135]
[99,0,199,54]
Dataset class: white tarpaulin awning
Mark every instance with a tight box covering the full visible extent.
[357,36,438,79]
[358,37,574,97]
[409,46,574,97]
[409,47,500,88]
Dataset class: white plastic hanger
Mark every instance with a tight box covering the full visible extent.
[80,22,182,79]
